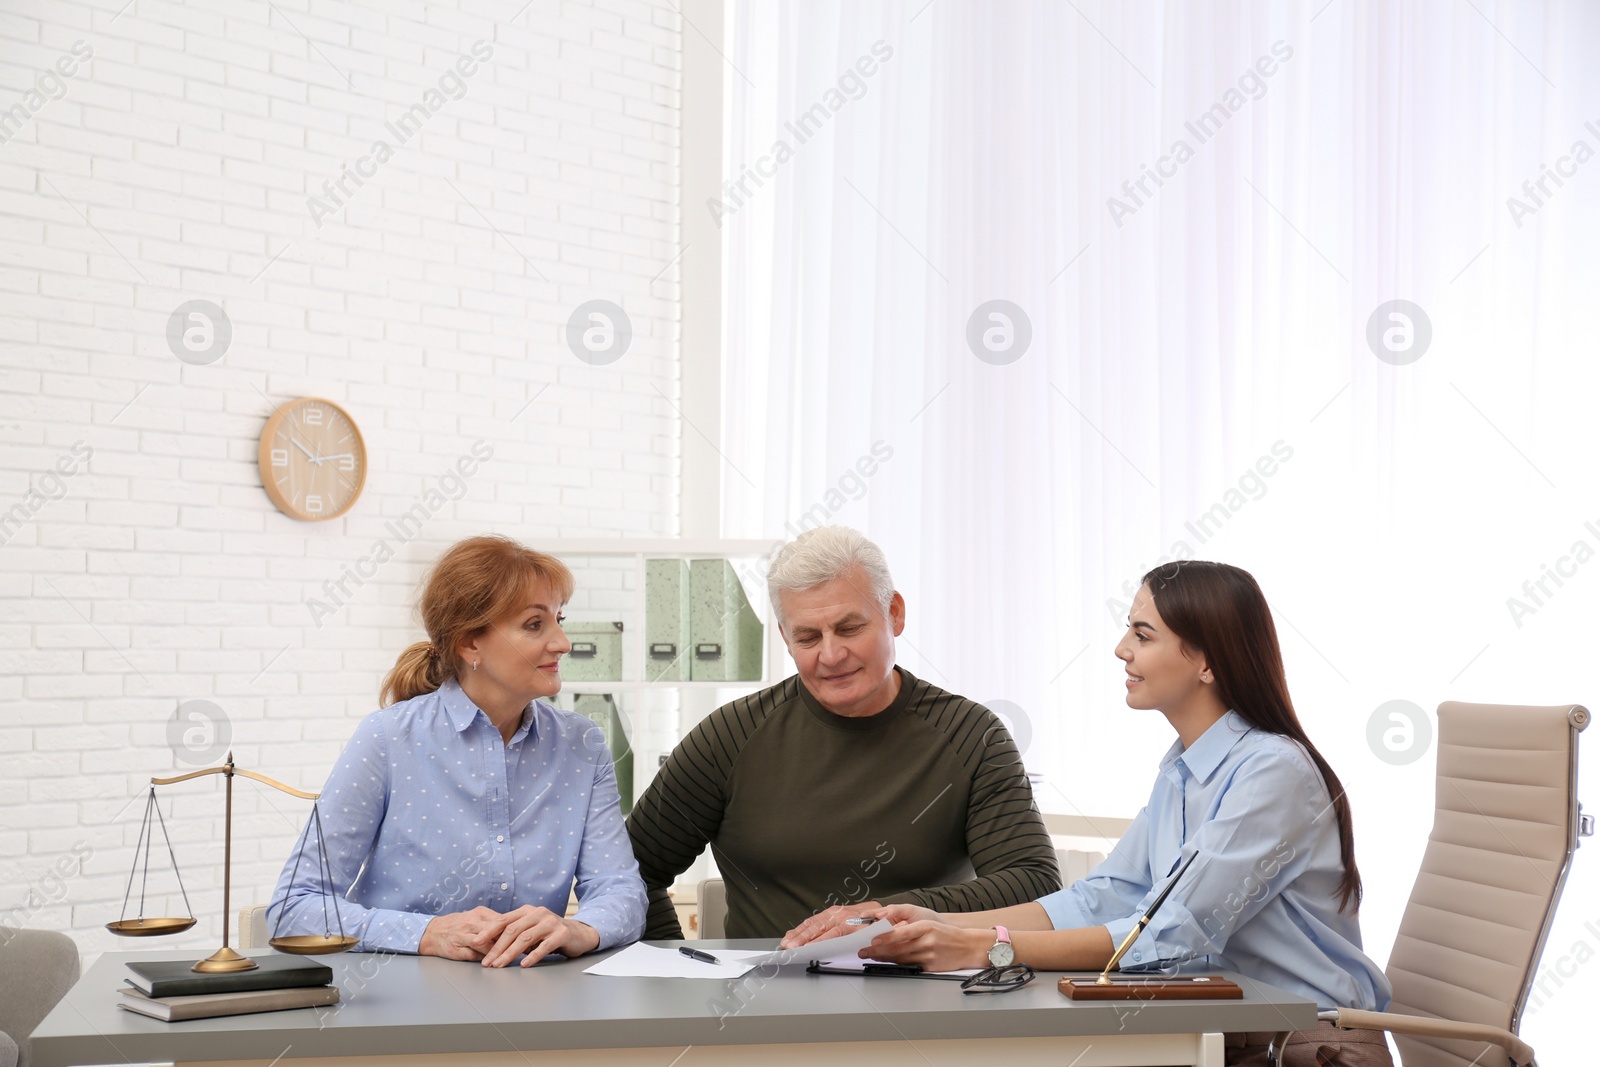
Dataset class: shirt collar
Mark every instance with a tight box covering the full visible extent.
[439,677,537,743]
[1161,709,1254,785]
[798,666,916,730]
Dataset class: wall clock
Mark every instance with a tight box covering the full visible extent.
[257,398,367,521]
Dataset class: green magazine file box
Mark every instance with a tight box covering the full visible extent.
[645,558,692,682]
[563,621,623,681]
[572,693,633,813]
[688,559,764,682]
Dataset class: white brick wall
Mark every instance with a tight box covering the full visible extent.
[0,0,683,957]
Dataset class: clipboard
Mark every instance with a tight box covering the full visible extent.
[807,961,969,982]
[1058,975,1243,1000]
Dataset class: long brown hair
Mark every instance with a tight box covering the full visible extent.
[380,536,575,706]
[1142,560,1362,912]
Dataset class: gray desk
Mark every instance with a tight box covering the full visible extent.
[32,942,1318,1067]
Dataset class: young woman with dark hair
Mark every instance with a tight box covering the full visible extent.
[857,560,1395,1066]
[269,536,646,967]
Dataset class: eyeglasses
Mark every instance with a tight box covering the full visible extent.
[960,964,1035,995]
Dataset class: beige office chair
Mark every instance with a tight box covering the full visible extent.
[0,927,79,1067]
[697,878,727,939]
[1320,701,1590,1067]
[238,904,272,949]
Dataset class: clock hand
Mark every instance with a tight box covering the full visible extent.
[289,438,317,460]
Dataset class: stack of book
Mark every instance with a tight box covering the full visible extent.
[119,955,340,1022]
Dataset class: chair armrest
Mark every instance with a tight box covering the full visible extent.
[1321,1007,1534,1067]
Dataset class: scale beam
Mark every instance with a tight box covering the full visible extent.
[151,764,320,801]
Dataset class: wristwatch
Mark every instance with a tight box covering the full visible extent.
[987,926,1015,968]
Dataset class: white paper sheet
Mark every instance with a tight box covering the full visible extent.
[583,920,906,979]
[582,943,772,979]
[792,918,898,966]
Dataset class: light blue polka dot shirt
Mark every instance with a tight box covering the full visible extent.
[268,677,647,954]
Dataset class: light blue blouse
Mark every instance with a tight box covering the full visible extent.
[1037,711,1392,1011]
[268,678,646,954]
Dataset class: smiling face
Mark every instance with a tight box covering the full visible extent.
[457,581,571,708]
[778,565,905,718]
[1113,583,1213,714]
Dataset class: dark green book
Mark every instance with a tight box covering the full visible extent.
[125,955,333,998]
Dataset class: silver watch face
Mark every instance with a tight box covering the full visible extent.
[988,939,1015,968]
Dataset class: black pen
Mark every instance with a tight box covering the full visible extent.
[678,946,723,965]
[1096,849,1200,986]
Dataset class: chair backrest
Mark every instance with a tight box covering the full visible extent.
[1385,701,1588,1067]
[1057,848,1108,885]
[697,878,727,939]
[0,927,79,1067]
[238,904,271,949]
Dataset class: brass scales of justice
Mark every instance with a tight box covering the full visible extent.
[106,752,357,973]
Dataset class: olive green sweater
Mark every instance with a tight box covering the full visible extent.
[625,668,1061,939]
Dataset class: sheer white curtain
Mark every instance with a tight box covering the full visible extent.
[720,1,1598,1053]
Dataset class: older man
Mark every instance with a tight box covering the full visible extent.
[625,526,1059,942]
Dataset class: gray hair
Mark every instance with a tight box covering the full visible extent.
[767,525,895,624]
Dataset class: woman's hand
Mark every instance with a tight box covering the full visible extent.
[779,901,884,949]
[479,905,600,968]
[863,920,994,972]
[419,906,511,961]
[871,903,939,926]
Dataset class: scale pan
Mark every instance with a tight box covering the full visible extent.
[107,917,197,937]
[270,934,358,955]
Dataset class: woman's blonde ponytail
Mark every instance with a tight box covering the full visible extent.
[380,640,450,706]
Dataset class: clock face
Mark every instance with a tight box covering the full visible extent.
[257,398,367,521]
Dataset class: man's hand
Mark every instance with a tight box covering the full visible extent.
[863,920,993,972]
[479,905,601,968]
[779,901,884,949]
[419,906,513,961]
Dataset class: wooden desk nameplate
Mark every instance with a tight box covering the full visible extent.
[1059,975,1243,1001]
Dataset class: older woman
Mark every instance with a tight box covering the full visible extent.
[268,536,645,966]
